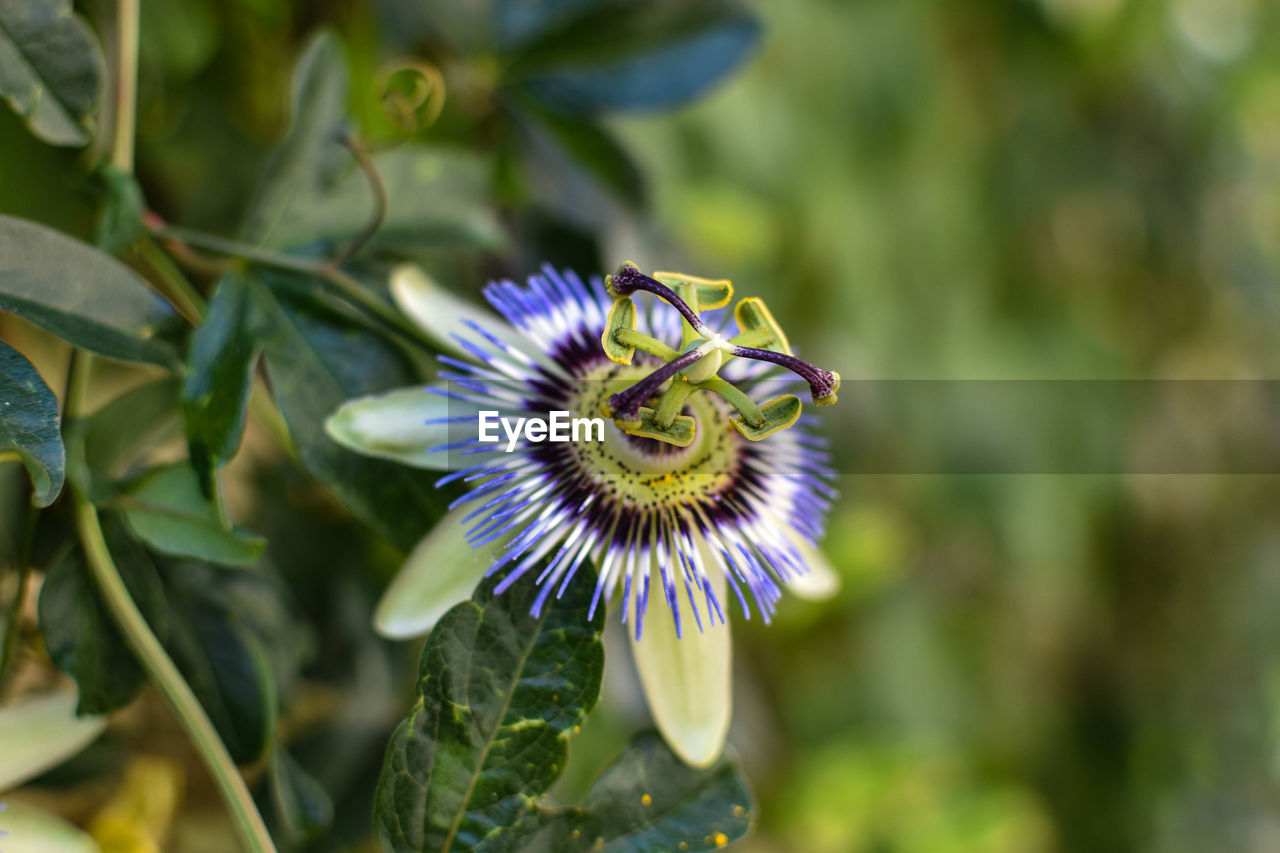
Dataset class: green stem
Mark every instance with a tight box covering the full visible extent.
[110,0,139,172]
[151,225,436,351]
[66,353,276,853]
[136,237,206,324]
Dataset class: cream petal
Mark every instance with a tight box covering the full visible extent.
[389,264,530,359]
[373,506,501,639]
[783,529,841,601]
[629,568,732,768]
[0,801,100,852]
[325,385,482,470]
[0,689,107,791]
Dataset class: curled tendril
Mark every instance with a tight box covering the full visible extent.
[375,59,446,133]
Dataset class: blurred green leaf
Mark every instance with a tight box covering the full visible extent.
[505,0,760,114]
[159,558,277,765]
[0,215,177,367]
[120,463,266,567]
[93,165,146,255]
[269,746,335,844]
[37,542,160,715]
[496,0,608,51]
[261,145,505,254]
[249,272,441,553]
[374,571,605,853]
[0,0,104,146]
[243,30,349,247]
[79,376,181,502]
[0,338,64,507]
[181,275,263,491]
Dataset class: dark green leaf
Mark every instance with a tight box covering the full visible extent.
[0,215,178,367]
[155,558,277,764]
[505,0,760,114]
[496,0,608,51]
[508,94,645,226]
[93,165,146,255]
[374,571,605,853]
[81,377,182,492]
[120,463,266,567]
[0,0,104,146]
[181,275,263,490]
[260,146,504,254]
[0,338,64,506]
[269,746,335,843]
[248,272,441,552]
[566,732,754,852]
[242,31,349,246]
[37,540,163,715]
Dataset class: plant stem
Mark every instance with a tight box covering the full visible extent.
[136,237,206,324]
[66,353,277,853]
[152,225,437,350]
[110,0,139,173]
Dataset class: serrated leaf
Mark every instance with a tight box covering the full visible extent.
[181,275,263,490]
[374,571,605,853]
[37,541,161,715]
[0,338,64,506]
[0,0,104,146]
[0,215,177,367]
[269,746,335,843]
[249,272,441,553]
[0,688,106,791]
[260,145,504,254]
[243,31,349,246]
[505,0,760,114]
[120,463,266,567]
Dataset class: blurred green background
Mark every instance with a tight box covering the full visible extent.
[6,0,1280,850]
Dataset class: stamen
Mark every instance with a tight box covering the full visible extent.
[607,263,714,339]
[726,344,840,405]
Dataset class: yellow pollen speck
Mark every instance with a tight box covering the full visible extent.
[572,829,581,839]
[679,844,688,852]
[732,805,744,817]
[551,764,558,773]
[573,725,581,734]
[714,833,729,847]
[641,794,652,806]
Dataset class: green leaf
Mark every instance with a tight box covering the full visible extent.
[93,165,147,255]
[37,542,161,715]
[181,275,263,490]
[242,31,349,246]
[269,746,335,843]
[0,0,105,146]
[505,0,760,114]
[120,463,266,567]
[374,571,605,853]
[249,272,441,553]
[81,377,182,491]
[0,215,177,367]
[159,560,277,765]
[0,338,64,506]
[0,688,107,791]
[259,145,504,254]
[562,732,754,852]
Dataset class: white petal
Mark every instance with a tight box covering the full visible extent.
[0,689,107,791]
[0,801,100,852]
[783,529,841,601]
[629,569,732,768]
[325,385,479,470]
[389,264,529,359]
[374,507,501,638]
